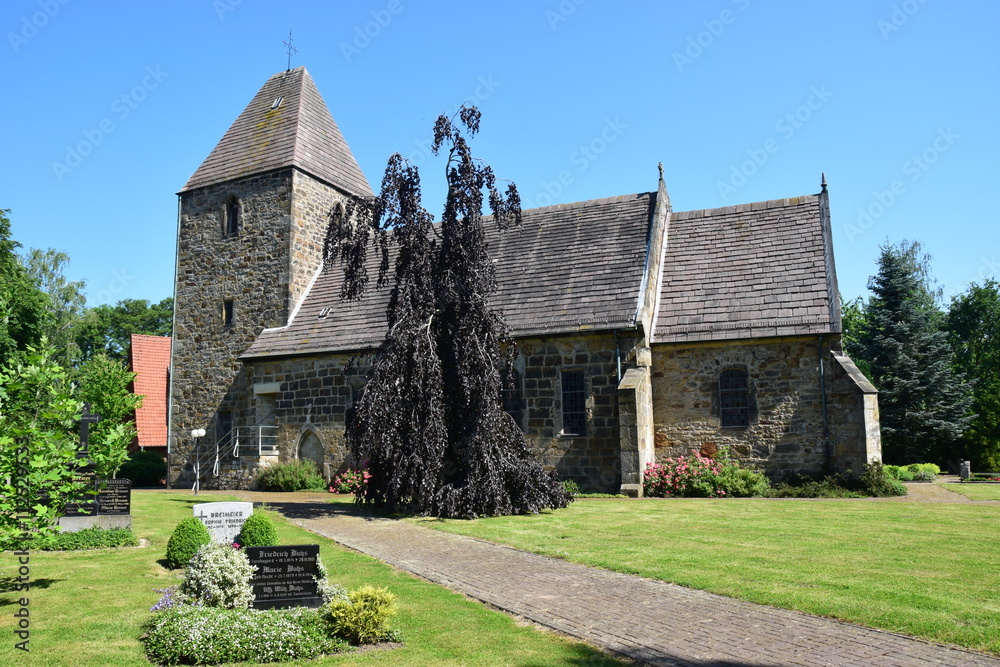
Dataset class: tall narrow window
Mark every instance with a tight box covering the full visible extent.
[719,368,750,427]
[561,369,586,436]
[225,196,240,237]
[222,299,235,328]
[502,368,523,429]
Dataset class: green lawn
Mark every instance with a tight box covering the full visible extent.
[0,491,626,666]
[944,483,1000,501]
[407,496,1000,655]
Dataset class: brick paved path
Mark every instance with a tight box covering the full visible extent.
[233,492,999,666]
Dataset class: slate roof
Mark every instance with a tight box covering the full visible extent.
[242,193,654,358]
[651,195,838,343]
[180,67,372,196]
[128,334,172,449]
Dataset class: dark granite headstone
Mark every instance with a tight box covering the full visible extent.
[96,478,131,515]
[247,544,323,610]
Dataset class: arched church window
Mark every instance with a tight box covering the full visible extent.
[224,196,240,237]
[719,368,750,428]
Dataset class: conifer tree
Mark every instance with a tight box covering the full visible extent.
[325,107,570,517]
[858,241,973,464]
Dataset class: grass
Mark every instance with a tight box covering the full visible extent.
[944,483,1000,501]
[405,495,1000,655]
[0,491,627,666]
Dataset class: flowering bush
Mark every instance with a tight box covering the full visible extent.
[643,448,770,498]
[180,541,256,609]
[643,455,726,498]
[330,467,371,494]
[142,605,348,665]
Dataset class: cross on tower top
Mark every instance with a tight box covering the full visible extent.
[283,29,298,71]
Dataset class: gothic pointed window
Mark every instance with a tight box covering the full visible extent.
[719,368,750,428]
[224,196,240,238]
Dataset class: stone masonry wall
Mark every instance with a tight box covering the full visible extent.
[170,168,349,488]
[517,333,633,493]
[650,336,842,479]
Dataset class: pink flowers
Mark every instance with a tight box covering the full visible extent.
[643,455,726,498]
[330,467,371,494]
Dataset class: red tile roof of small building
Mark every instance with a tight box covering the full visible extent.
[128,334,172,449]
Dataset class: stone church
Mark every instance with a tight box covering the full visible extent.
[167,67,880,494]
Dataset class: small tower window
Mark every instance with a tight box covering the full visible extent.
[719,368,750,428]
[222,299,235,328]
[560,369,586,436]
[224,196,240,237]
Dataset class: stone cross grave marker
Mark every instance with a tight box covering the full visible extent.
[193,501,254,544]
[78,402,101,459]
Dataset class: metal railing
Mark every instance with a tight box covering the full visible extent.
[235,425,279,456]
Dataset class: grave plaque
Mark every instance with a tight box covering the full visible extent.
[193,501,253,544]
[62,469,98,517]
[248,544,323,610]
[96,478,131,515]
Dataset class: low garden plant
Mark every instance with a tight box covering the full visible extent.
[164,515,211,569]
[24,526,138,551]
[322,585,400,645]
[179,541,256,609]
[256,459,327,492]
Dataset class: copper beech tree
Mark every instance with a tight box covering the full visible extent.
[324,107,570,518]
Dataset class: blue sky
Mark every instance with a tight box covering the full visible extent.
[2,1,997,308]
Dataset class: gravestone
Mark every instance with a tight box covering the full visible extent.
[247,544,323,609]
[192,501,253,544]
[57,404,133,533]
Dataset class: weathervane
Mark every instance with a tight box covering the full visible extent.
[283,29,298,71]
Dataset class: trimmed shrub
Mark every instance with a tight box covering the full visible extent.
[238,511,278,548]
[118,449,167,486]
[27,527,138,551]
[906,463,940,480]
[180,542,256,609]
[717,465,771,497]
[142,606,348,665]
[256,459,327,492]
[322,585,398,645]
[165,517,211,569]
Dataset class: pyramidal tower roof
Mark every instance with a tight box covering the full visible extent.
[181,67,372,195]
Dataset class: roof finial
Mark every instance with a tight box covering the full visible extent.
[283,29,298,71]
[658,162,664,179]
[821,172,828,193]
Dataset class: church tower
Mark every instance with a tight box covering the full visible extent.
[168,67,371,487]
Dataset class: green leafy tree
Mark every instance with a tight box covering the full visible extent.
[325,107,569,518]
[75,354,142,478]
[75,297,173,361]
[20,247,88,366]
[840,295,871,379]
[948,280,1000,470]
[0,342,88,550]
[0,210,47,368]
[858,241,973,464]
